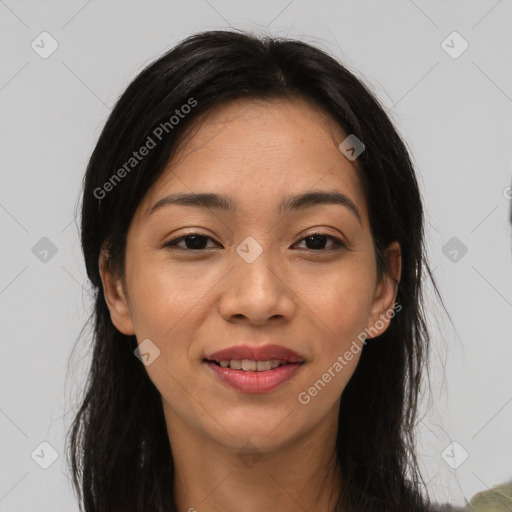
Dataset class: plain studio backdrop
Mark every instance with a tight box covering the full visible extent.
[1,1,511,510]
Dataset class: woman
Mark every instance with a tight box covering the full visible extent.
[67,29,473,511]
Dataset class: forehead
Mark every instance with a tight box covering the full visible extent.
[171,96,347,164]
[136,97,368,223]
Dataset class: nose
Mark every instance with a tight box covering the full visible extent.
[218,245,297,326]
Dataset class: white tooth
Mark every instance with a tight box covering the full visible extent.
[256,360,272,371]
[241,359,257,371]
[271,359,281,369]
[219,360,229,367]
[230,359,242,370]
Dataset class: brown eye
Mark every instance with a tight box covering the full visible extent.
[163,232,346,253]
[164,233,219,251]
[294,233,345,252]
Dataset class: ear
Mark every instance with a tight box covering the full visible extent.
[365,241,401,339]
[98,248,136,336]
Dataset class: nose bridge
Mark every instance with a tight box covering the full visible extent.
[233,234,281,292]
[219,234,294,323]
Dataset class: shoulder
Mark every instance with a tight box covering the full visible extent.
[428,481,512,512]
[467,481,512,511]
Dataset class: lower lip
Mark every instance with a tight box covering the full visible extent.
[204,361,304,393]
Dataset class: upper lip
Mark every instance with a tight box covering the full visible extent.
[205,344,305,364]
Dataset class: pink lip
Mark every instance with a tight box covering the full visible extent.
[204,361,304,393]
[203,344,306,394]
[205,344,305,363]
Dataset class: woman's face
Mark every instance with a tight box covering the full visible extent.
[100,97,400,454]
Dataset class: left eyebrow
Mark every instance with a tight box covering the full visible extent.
[278,190,362,225]
[147,189,362,226]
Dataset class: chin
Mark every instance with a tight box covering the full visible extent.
[208,413,303,452]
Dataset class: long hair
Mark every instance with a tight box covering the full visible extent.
[67,29,443,512]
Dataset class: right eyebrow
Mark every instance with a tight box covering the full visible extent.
[147,192,236,216]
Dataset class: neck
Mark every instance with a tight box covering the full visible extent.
[164,403,342,512]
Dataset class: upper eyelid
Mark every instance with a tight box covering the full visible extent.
[165,231,345,248]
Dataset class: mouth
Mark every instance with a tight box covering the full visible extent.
[205,343,305,365]
[202,344,306,393]
[204,358,297,371]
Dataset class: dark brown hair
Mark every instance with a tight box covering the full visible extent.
[67,29,444,512]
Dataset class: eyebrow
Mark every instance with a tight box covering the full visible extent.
[147,189,362,225]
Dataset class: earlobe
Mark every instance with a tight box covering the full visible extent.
[98,249,135,336]
[366,241,401,339]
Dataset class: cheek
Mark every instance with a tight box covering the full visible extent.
[125,258,206,397]
[125,252,209,338]
[300,258,375,396]
[124,253,223,397]
[306,261,376,340]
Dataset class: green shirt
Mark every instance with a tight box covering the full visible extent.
[432,482,512,512]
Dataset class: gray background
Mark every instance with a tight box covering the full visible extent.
[1,1,511,510]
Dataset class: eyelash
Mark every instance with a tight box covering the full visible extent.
[163,232,346,253]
